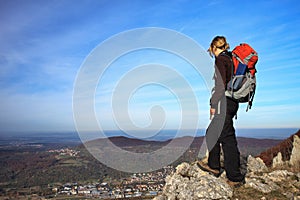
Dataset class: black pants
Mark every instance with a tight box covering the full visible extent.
[206,96,244,182]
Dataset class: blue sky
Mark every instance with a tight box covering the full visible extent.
[0,0,300,134]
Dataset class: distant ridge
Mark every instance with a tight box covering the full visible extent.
[81,135,282,157]
[257,129,300,166]
[103,135,167,147]
[83,135,168,147]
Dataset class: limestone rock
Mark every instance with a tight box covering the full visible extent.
[244,168,300,196]
[245,177,277,193]
[272,152,286,168]
[176,162,191,177]
[247,155,268,173]
[156,148,300,200]
[264,170,294,182]
[270,135,300,168]
[290,135,300,166]
[156,162,233,200]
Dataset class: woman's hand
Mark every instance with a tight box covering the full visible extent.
[210,108,215,120]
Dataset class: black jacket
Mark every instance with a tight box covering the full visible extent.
[210,50,233,109]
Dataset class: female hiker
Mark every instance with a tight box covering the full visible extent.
[198,36,245,187]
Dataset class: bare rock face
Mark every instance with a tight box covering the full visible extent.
[247,155,268,173]
[245,168,297,194]
[268,135,300,168]
[155,132,300,199]
[290,135,300,166]
[258,130,300,167]
[154,155,300,200]
[272,152,286,168]
[154,162,233,200]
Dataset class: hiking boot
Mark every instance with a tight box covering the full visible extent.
[197,160,223,177]
[226,179,245,188]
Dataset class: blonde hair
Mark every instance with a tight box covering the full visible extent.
[208,36,230,57]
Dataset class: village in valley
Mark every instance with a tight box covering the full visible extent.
[47,148,174,199]
[53,169,172,199]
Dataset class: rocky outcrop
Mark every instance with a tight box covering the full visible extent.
[258,130,300,167]
[247,155,268,173]
[155,131,300,200]
[272,151,286,168]
[245,155,294,195]
[154,155,300,200]
[266,134,300,169]
[154,162,233,200]
[290,134,300,167]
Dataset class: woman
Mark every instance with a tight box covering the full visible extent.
[198,36,245,187]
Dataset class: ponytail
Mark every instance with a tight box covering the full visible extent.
[208,36,230,57]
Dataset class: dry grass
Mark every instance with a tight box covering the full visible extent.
[232,170,300,200]
[270,159,300,173]
[233,187,291,200]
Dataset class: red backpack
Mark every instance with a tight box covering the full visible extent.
[225,43,258,111]
[232,43,258,76]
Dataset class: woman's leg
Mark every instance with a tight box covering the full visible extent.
[221,98,244,182]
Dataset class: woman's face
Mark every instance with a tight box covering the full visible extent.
[212,46,223,57]
[212,46,218,56]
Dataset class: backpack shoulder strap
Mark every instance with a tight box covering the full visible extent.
[219,51,234,77]
[219,51,232,60]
